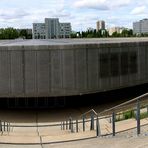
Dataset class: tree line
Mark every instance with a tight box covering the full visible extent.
[71,28,148,38]
[0,28,32,39]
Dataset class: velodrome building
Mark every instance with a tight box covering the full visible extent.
[0,38,148,108]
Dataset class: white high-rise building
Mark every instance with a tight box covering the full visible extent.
[45,18,60,39]
[133,19,148,35]
[33,18,71,39]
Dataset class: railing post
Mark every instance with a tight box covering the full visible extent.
[9,123,10,133]
[71,120,74,133]
[7,123,8,132]
[96,115,100,137]
[4,122,5,132]
[66,120,68,130]
[0,120,2,132]
[90,112,94,130]
[63,121,65,130]
[76,119,78,133]
[137,99,140,135]
[69,117,72,130]
[112,112,115,136]
[82,115,85,132]
[61,122,63,130]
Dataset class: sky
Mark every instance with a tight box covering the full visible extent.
[0,0,147,31]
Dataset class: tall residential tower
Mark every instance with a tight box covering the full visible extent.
[96,20,105,31]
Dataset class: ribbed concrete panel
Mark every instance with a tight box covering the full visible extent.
[139,46,146,81]
[100,48,110,90]
[62,49,75,93]
[37,50,50,95]
[145,45,148,80]
[10,50,23,95]
[128,47,139,84]
[87,48,99,91]
[25,50,36,95]
[120,47,129,86]
[51,50,63,92]
[0,50,10,95]
[110,48,120,88]
[75,49,87,92]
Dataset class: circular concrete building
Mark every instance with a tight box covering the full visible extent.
[0,38,148,108]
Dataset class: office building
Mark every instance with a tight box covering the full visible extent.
[33,23,46,39]
[59,23,71,38]
[133,19,148,35]
[33,18,71,39]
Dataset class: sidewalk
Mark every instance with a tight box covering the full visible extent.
[0,117,147,144]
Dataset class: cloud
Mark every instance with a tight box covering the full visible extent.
[131,6,146,15]
[74,0,131,10]
[74,0,109,10]
[113,0,131,7]
[0,8,29,20]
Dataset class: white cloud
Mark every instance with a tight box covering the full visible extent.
[74,0,108,10]
[74,0,132,10]
[131,6,146,15]
[0,8,29,20]
[113,0,131,7]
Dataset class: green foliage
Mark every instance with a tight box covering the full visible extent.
[74,29,109,38]
[0,28,19,39]
[140,112,148,119]
[123,110,134,119]
[0,28,32,40]
[116,108,148,122]
[19,29,32,39]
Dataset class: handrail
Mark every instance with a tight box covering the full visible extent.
[98,92,148,116]
[80,109,98,118]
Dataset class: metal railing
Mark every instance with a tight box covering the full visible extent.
[61,92,148,137]
[0,120,11,135]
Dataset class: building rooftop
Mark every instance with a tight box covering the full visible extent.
[0,38,148,46]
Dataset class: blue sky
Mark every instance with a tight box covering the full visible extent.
[0,0,147,31]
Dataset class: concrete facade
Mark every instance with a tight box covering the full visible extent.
[0,38,148,98]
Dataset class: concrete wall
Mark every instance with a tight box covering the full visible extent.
[0,42,148,97]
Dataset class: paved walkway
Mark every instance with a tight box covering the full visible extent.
[0,116,147,144]
[0,106,147,146]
